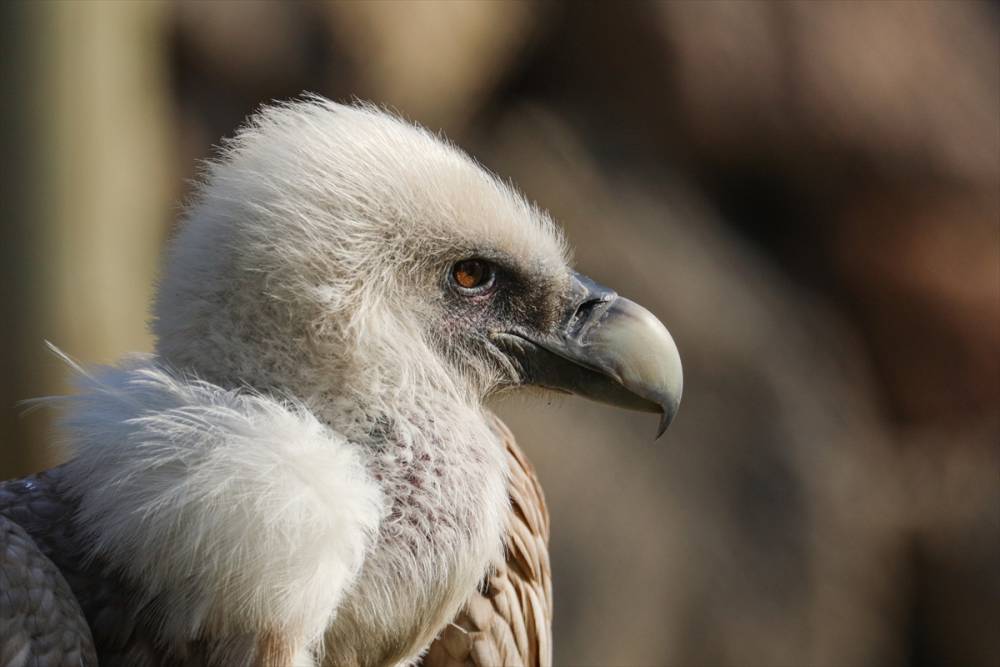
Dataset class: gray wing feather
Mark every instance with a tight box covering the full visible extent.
[0,471,168,667]
[0,512,97,667]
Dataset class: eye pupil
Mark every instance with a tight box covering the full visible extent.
[455,261,483,288]
[452,259,493,292]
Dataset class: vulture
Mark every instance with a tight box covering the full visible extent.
[0,98,682,667]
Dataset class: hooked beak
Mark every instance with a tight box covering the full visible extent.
[493,272,683,438]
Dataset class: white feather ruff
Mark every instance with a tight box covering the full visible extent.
[54,356,384,651]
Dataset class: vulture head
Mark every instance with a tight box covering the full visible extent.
[153,99,681,435]
[54,98,682,664]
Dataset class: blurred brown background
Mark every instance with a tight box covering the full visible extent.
[1,2,998,666]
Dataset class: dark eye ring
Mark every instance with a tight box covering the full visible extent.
[450,258,496,295]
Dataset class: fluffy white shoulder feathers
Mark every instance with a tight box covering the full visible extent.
[54,354,383,653]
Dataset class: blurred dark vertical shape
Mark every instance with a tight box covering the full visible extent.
[0,2,53,478]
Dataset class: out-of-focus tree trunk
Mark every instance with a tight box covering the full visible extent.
[0,1,172,479]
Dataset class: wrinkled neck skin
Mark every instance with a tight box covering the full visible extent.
[278,330,510,664]
[315,360,510,666]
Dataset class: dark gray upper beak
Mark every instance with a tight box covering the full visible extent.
[494,272,683,438]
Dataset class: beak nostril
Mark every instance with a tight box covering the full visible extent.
[568,297,609,336]
[574,298,604,319]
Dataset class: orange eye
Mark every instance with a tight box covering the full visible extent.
[451,259,495,293]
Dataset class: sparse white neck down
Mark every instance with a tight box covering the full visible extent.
[54,353,510,665]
